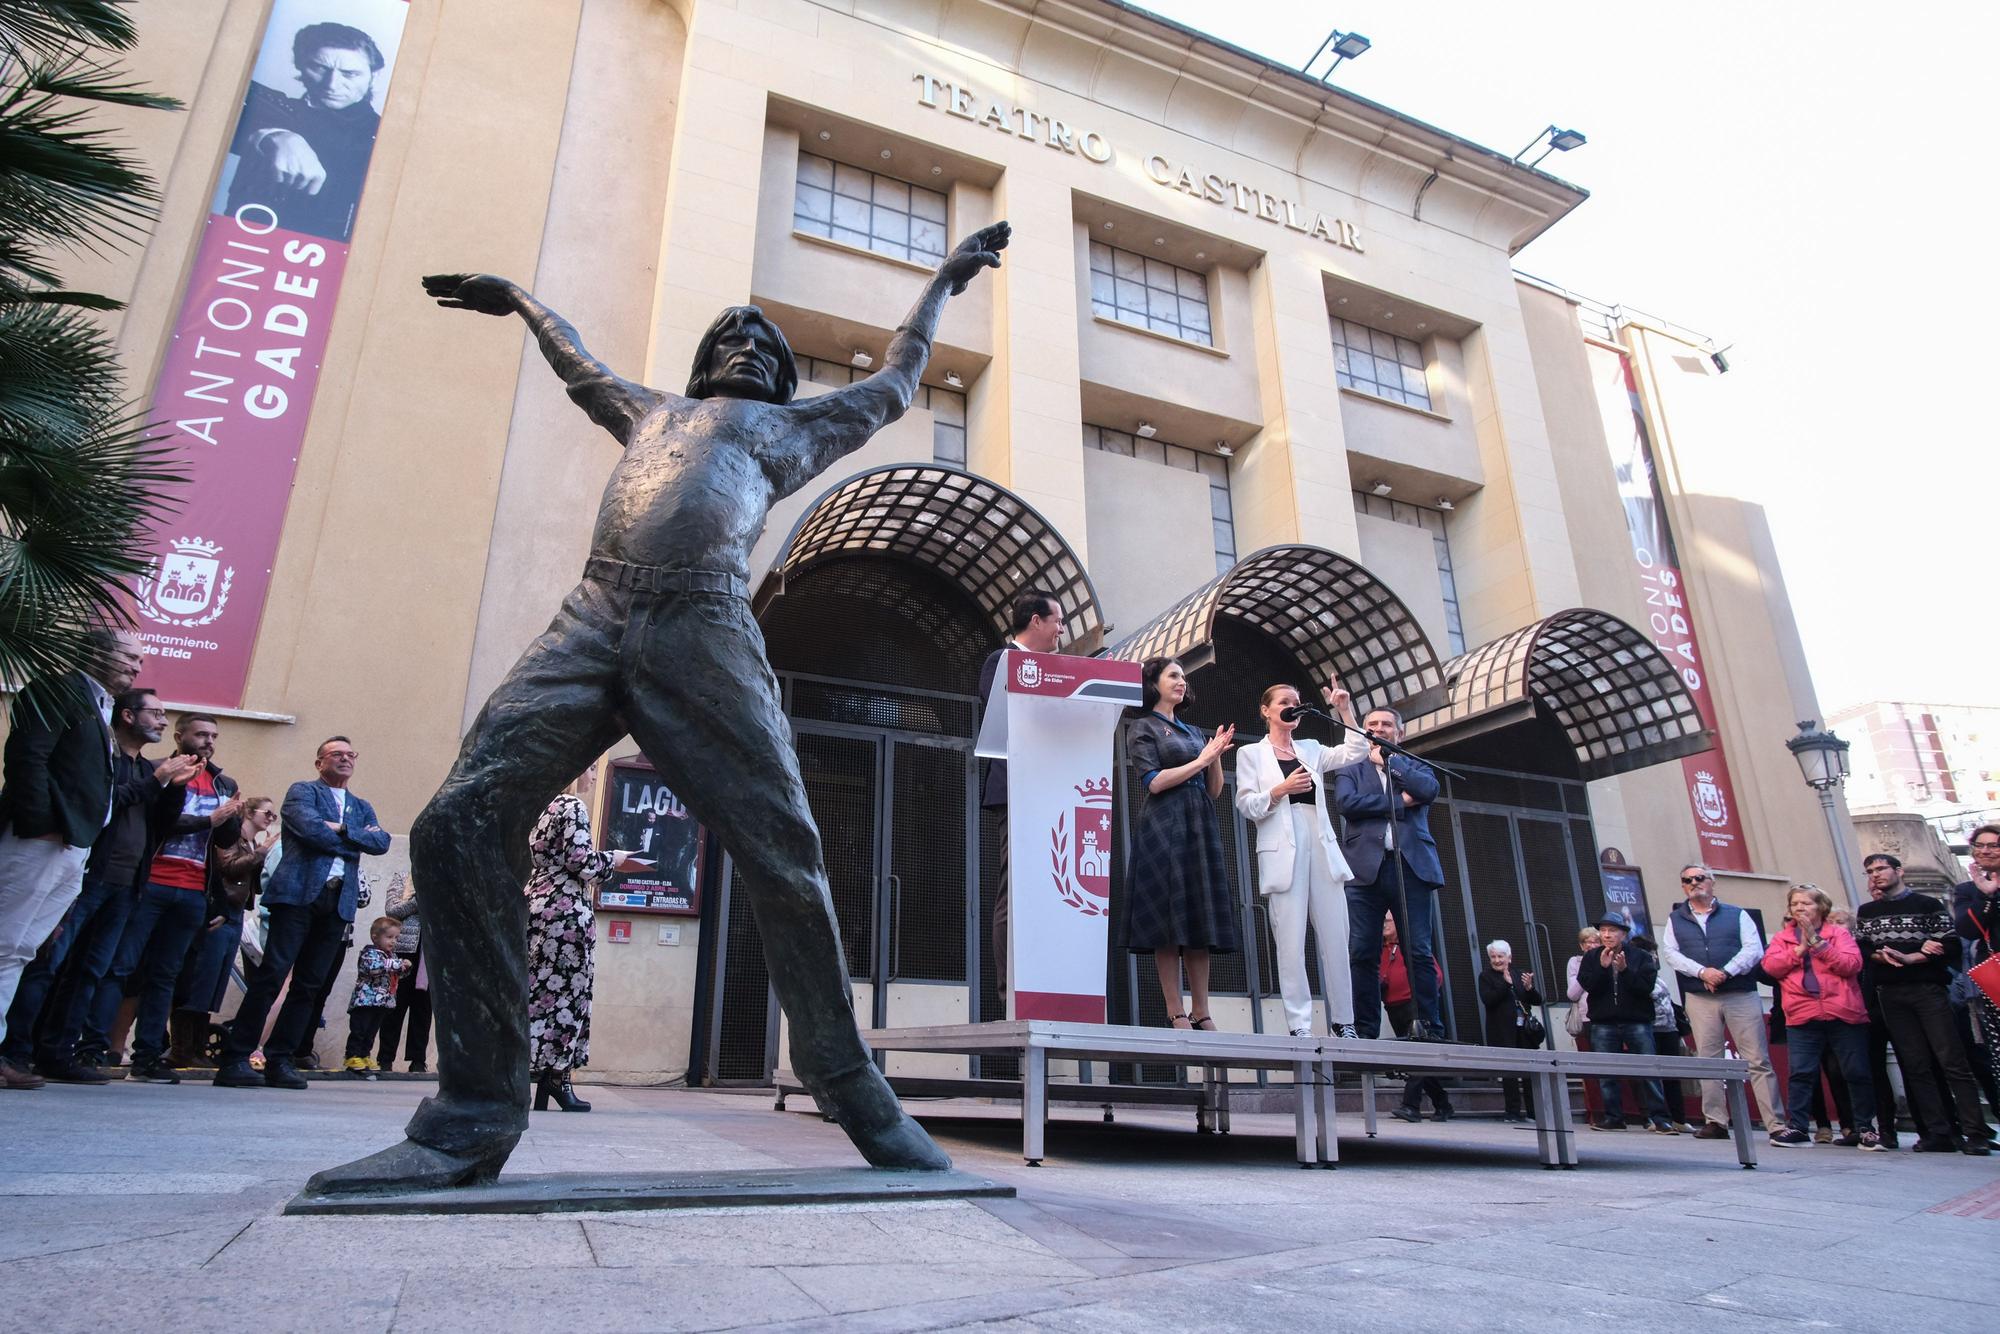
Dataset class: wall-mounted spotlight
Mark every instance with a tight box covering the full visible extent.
[1214,441,1234,458]
[1435,497,1455,511]
[1370,480,1393,496]
[850,349,873,368]
[943,370,963,389]
[1135,422,1158,439]
[1304,28,1371,82]
[1513,124,1587,169]
[1709,345,1733,374]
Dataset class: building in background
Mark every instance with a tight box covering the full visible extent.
[4,0,1860,1080]
[1829,700,2000,850]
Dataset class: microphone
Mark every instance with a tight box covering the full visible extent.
[1277,704,1345,743]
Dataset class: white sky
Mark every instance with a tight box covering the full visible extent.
[1137,0,2000,715]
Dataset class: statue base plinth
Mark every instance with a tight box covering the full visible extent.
[282,1166,1011,1217]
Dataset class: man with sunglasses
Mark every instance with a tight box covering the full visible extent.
[1659,863,1782,1142]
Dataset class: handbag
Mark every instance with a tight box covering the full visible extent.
[1965,905,2000,1011]
[1564,998,1585,1038]
[1671,1000,1693,1038]
[1516,994,1546,1048]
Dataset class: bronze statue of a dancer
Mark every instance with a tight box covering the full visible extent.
[308,222,1010,1194]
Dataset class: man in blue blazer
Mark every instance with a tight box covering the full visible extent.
[216,736,390,1089]
[1334,706,1445,1041]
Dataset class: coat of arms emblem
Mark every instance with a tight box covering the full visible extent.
[1015,656,1042,690]
[137,536,234,627]
[1691,769,1729,828]
[1049,777,1113,916]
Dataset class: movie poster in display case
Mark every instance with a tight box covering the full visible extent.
[595,758,704,916]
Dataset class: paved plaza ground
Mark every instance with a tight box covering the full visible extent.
[1,1076,1995,1332]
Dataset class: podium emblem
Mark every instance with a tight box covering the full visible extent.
[1015,657,1042,689]
[1050,778,1113,917]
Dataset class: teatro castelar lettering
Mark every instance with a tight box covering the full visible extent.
[913,73,1112,162]
[1144,155,1363,253]
[910,73,1361,253]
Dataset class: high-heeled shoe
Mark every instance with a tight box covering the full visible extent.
[533,1068,591,1113]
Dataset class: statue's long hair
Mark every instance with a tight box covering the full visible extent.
[684,305,799,404]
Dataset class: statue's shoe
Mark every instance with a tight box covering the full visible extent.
[303,1135,516,1197]
[814,1063,952,1171]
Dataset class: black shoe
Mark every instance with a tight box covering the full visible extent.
[1433,1104,1455,1121]
[533,1069,591,1113]
[294,1050,321,1072]
[1390,1105,1422,1124]
[1591,1117,1628,1132]
[408,1061,428,1074]
[1411,1024,1448,1043]
[213,1059,264,1088]
[1912,1135,1958,1153]
[129,1057,181,1085]
[1964,1141,1994,1157]
[264,1059,308,1090]
[38,1058,111,1085]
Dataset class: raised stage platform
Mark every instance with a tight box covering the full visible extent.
[777,1020,1760,1170]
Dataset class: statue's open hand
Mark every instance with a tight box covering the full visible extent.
[422,273,519,316]
[938,221,1010,294]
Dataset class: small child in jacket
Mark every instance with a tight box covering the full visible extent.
[344,917,412,1077]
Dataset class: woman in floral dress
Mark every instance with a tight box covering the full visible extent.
[525,766,641,1112]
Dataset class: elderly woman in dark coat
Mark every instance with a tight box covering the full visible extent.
[1477,938,1542,1121]
[1119,658,1235,1030]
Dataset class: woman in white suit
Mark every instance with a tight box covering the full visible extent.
[1235,681,1369,1038]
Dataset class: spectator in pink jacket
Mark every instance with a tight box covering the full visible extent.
[1760,884,1883,1150]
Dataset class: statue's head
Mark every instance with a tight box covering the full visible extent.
[686,305,798,405]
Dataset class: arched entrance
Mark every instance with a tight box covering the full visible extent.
[700,465,1100,1083]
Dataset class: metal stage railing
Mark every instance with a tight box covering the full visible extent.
[776,1021,1760,1171]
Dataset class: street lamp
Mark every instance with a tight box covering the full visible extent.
[1787,719,1864,908]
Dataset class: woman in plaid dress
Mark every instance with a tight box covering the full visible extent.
[1122,658,1236,1030]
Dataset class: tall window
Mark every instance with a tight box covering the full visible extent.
[1353,491,1464,654]
[800,355,965,466]
[794,152,948,266]
[1332,318,1432,411]
[1088,241,1212,347]
[1085,424,1234,573]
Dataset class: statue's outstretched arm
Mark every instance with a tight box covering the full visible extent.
[422,273,664,444]
[772,223,1009,492]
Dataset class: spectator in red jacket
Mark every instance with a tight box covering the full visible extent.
[1760,884,1882,1150]
[1382,913,1451,1122]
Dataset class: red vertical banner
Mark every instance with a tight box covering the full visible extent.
[132,1,412,706]
[1590,344,1751,871]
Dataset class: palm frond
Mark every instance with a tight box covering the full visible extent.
[0,408,185,691]
[25,51,179,110]
[0,1,141,65]
[0,69,165,258]
[0,301,121,441]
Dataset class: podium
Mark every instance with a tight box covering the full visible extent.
[975,651,1142,1021]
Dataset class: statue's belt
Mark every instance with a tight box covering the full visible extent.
[584,557,749,600]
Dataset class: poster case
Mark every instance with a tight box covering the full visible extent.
[595,758,704,917]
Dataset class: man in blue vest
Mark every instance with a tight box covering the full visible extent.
[1659,863,1782,1141]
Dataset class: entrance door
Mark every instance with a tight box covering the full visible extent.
[706,724,973,1082]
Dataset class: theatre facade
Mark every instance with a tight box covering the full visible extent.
[80,0,1859,1080]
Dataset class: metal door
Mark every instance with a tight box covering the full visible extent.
[705,724,972,1082]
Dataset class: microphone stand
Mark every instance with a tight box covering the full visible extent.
[1291,706,1463,1042]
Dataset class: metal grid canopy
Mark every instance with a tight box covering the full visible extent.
[1102,545,1443,716]
[1404,608,1713,780]
[753,464,1104,649]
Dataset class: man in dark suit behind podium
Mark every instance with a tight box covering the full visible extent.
[1334,706,1445,1041]
[216,735,390,1090]
[976,590,1065,1010]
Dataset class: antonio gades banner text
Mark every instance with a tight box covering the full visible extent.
[131,0,410,705]
[1588,342,1750,872]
